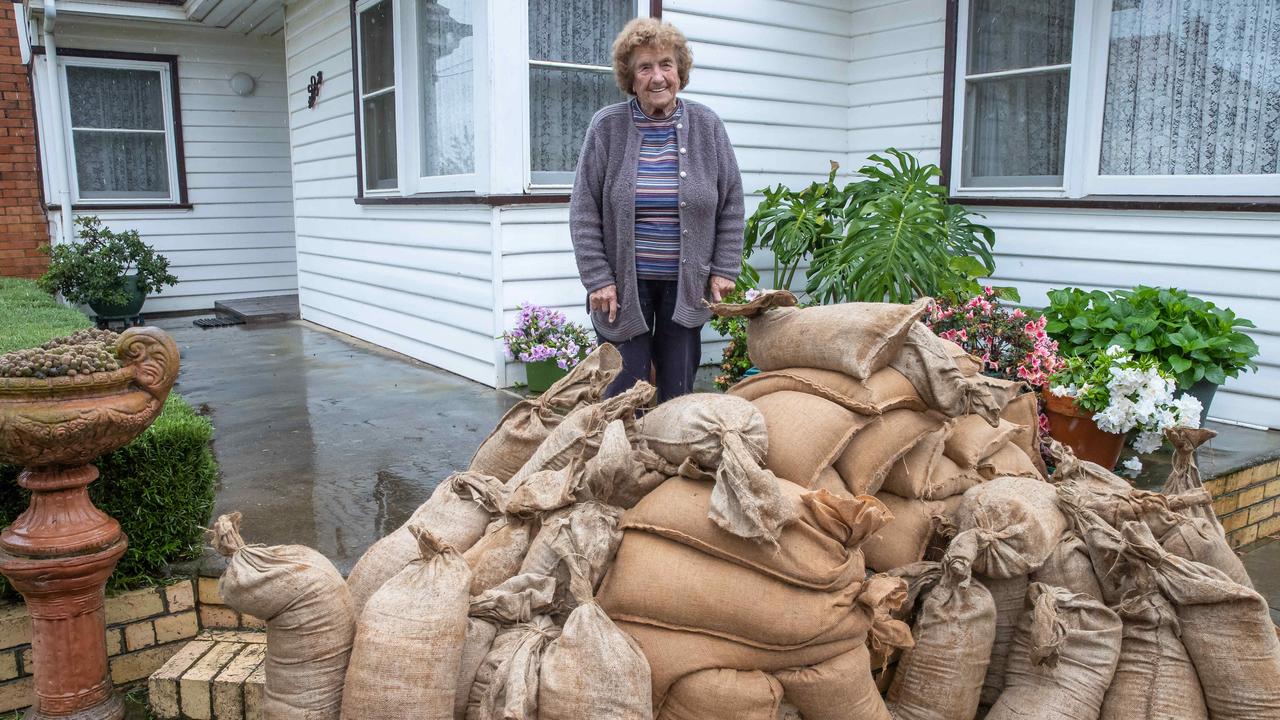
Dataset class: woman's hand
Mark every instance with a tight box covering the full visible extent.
[589,284,619,323]
[709,276,736,303]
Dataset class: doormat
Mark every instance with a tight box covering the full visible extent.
[193,316,245,328]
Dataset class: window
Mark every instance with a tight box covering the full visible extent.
[59,56,183,205]
[527,0,632,185]
[416,0,475,179]
[357,0,398,191]
[949,0,1280,198]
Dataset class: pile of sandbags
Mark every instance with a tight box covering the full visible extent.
[716,290,1044,575]
[209,298,1280,720]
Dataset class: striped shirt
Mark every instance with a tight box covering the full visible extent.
[632,98,682,279]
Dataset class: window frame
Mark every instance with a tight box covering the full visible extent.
[350,0,662,203]
[354,0,402,195]
[942,0,1280,206]
[52,49,187,208]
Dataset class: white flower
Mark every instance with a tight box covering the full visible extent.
[1133,430,1164,454]
[1121,456,1143,478]
[744,288,761,301]
[1173,394,1204,428]
[1105,345,1127,358]
[1050,384,1077,398]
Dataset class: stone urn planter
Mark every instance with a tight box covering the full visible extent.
[0,326,179,720]
[1041,390,1125,471]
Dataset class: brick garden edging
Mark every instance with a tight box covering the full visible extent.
[1207,459,1280,548]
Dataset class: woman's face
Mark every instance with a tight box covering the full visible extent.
[631,45,680,115]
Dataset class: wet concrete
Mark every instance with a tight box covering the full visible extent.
[1240,538,1280,626]
[1134,419,1280,490]
[153,317,518,575]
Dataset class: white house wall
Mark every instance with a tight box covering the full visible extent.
[499,0,857,385]
[40,17,297,313]
[849,0,1280,428]
[284,0,500,385]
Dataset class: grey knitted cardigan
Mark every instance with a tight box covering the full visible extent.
[570,99,745,343]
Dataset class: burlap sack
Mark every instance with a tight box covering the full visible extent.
[1055,483,1133,606]
[456,574,556,720]
[508,381,654,489]
[861,493,961,572]
[1046,438,1133,495]
[888,322,1008,423]
[597,530,869,649]
[341,526,471,720]
[469,344,622,480]
[582,419,642,502]
[1099,568,1208,720]
[502,459,585,517]
[519,500,622,615]
[728,366,925,415]
[658,668,784,720]
[939,337,984,376]
[985,583,1122,720]
[834,410,942,495]
[776,644,893,720]
[977,443,1043,481]
[886,560,996,720]
[538,556,651,720]
[978,573,1029,707]
[814,466,848,498]
[777,700,804,720]
[637,393,795,545]
[464,517,537,595]
[346,471,503,615]
[621,477,886,590]
[1031,530,1104,601]
[751,390,871,487]
[1163,425,1227,532]
[466,616,560,720]
[944,416,1020,467]
[609,443,673,510]
[1077,487,1253,589]
[880,423,987,500]
[709,291,929,379]
[951,475,1067,578]
[1119,521,1280,720]
[210,513,354,720]
[1000,391,1049,478]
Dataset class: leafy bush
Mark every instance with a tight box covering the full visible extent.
[37,216,178,307]
[924,287,1064,389]
[1043,286,1259,389]
[0,280,217,597]
[710,290,753,390]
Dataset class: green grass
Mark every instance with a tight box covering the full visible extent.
[0,277,94,354]
[0,279,219,597]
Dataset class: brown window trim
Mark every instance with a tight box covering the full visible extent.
[939,0,1278,214]
[348,0,662,206]
[30,46,189,208]
[47,203,194,212]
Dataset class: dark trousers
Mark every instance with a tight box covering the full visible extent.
[598,279,701,404]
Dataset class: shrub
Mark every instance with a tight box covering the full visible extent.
[37,216,178,307]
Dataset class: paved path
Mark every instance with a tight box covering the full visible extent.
[155,318,518,574]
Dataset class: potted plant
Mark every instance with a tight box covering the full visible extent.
[925,287,1064,389]
[503,303,596,393]
[1043,286,1258,425]
[1046,345,1203,475]
[37,216,178,323]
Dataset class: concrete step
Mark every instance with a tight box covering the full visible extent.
[148,630,265,720]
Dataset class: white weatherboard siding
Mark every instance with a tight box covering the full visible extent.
[849,0,1280,428]
[43,17,297,313]
[285,0,500,385]
[500,0,857,383]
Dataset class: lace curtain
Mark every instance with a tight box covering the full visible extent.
[65,66,169,198]
[1101,0,1280,176]
[419,0,474,177]
[962,0,1075,186]
[528,0,631,182]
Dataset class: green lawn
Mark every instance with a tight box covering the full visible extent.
[0,277,93,354]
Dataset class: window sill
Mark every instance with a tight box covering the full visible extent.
[948,195,1280,213]
[355,192,571,207]
[48,203,193,211]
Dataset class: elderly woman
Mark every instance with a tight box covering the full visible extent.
[570,18,744,402]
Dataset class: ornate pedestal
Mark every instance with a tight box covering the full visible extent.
[0,328,178,719]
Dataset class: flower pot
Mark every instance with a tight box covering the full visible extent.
[1042,391,1127,471]
[88,274,146,321]
[1178,379,1218,428]
[525,359,568,394]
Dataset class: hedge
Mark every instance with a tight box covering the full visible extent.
[0,279,218,596]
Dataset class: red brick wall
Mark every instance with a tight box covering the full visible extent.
[0,5,48,279]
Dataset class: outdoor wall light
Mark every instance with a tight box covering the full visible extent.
[230,72,257,97]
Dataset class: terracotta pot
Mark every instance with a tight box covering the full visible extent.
[1042,391,1126,471]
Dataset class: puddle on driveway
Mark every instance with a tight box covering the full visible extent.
[158,319,518,574]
